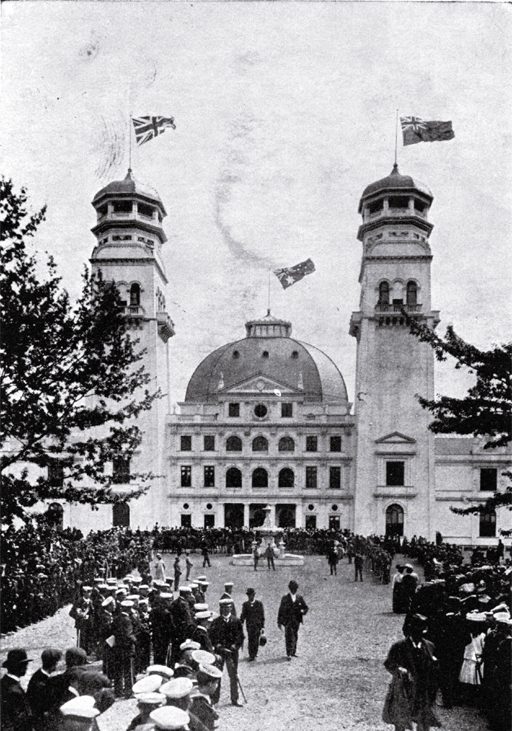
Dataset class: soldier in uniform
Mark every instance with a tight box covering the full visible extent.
[69,585,93,653]
[189,664,222,731]
[112,599,136,698]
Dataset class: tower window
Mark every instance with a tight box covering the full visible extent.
[130,283,141,307]
[252,436,268,452]
[279,436,295,452]
[228,403,240,417]
[480,468,497,491]
[204,466,215,487]
[414,200,426,213]
[180,436,192,451]
[330,436,342,452]
[386,461,405,486]
[204,435,215,451]
[281,403,293,418]
[388,196,409,209]
[113,200,133,213]
[138,202,155,218]
[180,466,192,487]
[113,457,131,484]
[306,436,318,452]
[252,468,268,488]
[406,281,418,307]
[305,466,317,488]
[226,467,242,488]
[368,200,383,214]
[98,203,108,218]
[378,281,390,305]
[329,466,341,489]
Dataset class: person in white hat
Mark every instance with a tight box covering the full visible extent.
[189,664,222,731]
[191,610,215,653]
[59,695,99,731]
[159,678,194,712]
[150,705,189,731]
[127,692,164,731]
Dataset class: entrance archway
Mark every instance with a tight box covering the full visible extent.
[385,503,404,537]
[113,502,130,528]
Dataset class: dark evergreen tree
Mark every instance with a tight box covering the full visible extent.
[0,178,159,527]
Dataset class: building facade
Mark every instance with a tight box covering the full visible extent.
[37,166,511,544]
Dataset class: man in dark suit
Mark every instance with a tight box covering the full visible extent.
[277,580,309,661]
[1,648,34,731]
[111,599,136,697]
[240,588,265,661]
[26,648,62,729]
[209,598,244,706]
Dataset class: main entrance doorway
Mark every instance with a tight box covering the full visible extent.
[385,503,404,537]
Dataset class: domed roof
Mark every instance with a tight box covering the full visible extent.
[360,164,432,202]
[185,315,348,404]
[92,169,166,212]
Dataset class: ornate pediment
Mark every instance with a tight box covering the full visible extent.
[375,431,416,444]
[219,372,302,396]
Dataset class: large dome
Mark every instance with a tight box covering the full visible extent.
[185,314,348,404]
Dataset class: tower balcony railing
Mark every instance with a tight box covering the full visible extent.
[375,303,422,313]
[124,305,145,317]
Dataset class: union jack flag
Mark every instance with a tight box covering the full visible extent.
[132,116,176,146]
[400,116,454,146]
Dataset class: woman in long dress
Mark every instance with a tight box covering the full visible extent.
[459,614,486,703]
[392,565,406,613]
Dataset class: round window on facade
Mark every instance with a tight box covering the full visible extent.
[262,351,269,358]
[254,404,267,418]
[183,503,189,510]
[232,351,240,359]
[206,503,213,510]
[331,504,338,512]
[308,504,315,511]
[291,350,299,359]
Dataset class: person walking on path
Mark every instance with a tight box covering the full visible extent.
[185,553,193,581]
[174,556,182,592]
[264,542,276,571]
[383,613,440,731]
[240,588,265,661]
[327,544,339,576]
[201,544,211,568]
[154,554,166,582]
[354,551,364,581]
[277,579,309,661]
[210,598,244,706]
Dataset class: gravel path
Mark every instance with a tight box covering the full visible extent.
[1,554,486,731]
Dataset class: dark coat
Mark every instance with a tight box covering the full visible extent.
[209,615,244,654]
[191,625,215,653]
[240,599,265,632]
[112,612,136,654]
[169,597,195,643]
[1,674,34,731]
[26,668,53,719]
[277,593,308,628]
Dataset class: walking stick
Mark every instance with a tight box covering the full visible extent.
[237,675,247,704]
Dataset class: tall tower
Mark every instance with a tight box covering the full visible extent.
[89,169,175,528]
[349,165,440,539]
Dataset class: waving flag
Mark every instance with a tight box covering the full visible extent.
[132,116,176,146]
[400,116,454,146]
[274,259,316,289]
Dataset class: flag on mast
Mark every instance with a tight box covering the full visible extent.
[400,116,454,146]
[132,116,176,146]
[274,259,316,289]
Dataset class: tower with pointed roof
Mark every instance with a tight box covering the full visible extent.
[349,165,440,539]
[87,170,175,528]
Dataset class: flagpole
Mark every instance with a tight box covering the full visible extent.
[128,113,133,170]
[267,269,271,315]
[394,109,399,167]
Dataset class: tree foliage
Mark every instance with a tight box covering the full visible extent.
[0,178,159,527]
[406,315,512,518]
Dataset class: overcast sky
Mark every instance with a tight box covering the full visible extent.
[2,2,511,405]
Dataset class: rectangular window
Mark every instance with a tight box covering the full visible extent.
[228,403,240,417]
[180,466,192,487]
[180,435,192,451]
[329,466,341,489]
[204,466,215,487]
[204,514,215,529]
[113,457,130,484]
[305,466,317,488]
[329,515,340,530]
[306,436,318,452]
[48,463,64,487]
[305,515,317,530]
[479,511,496,538]
[480,468,497,492]
[204,435,215,451]
[281,403,293,418]
[181,514,191,528]
[330,436,342,452]
[386,461,405,486]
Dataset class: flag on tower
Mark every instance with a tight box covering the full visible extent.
[274,259,316,289]
[400,116,455,146]
[132,116,176,146]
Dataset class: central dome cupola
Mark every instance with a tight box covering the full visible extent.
[245,310,292,338]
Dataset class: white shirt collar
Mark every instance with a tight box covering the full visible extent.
[6,673,21,682]
[289,593,296,602]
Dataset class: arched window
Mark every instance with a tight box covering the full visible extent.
[113,502,130,528]
[252,436,268,452]
[385,504,404,537]
[378,281,390,305]
[406,281,418,306]
[130,283,141,307]
[278,436,295,452]
[278,468,294,488]
[226,468,242,488]
[252,468,268,488]
[226,436,242,452]
[46,502,64,529]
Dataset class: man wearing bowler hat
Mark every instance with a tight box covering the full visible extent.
[277,580,309,661]
[240,589,265,661]
[1,648,34,731]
